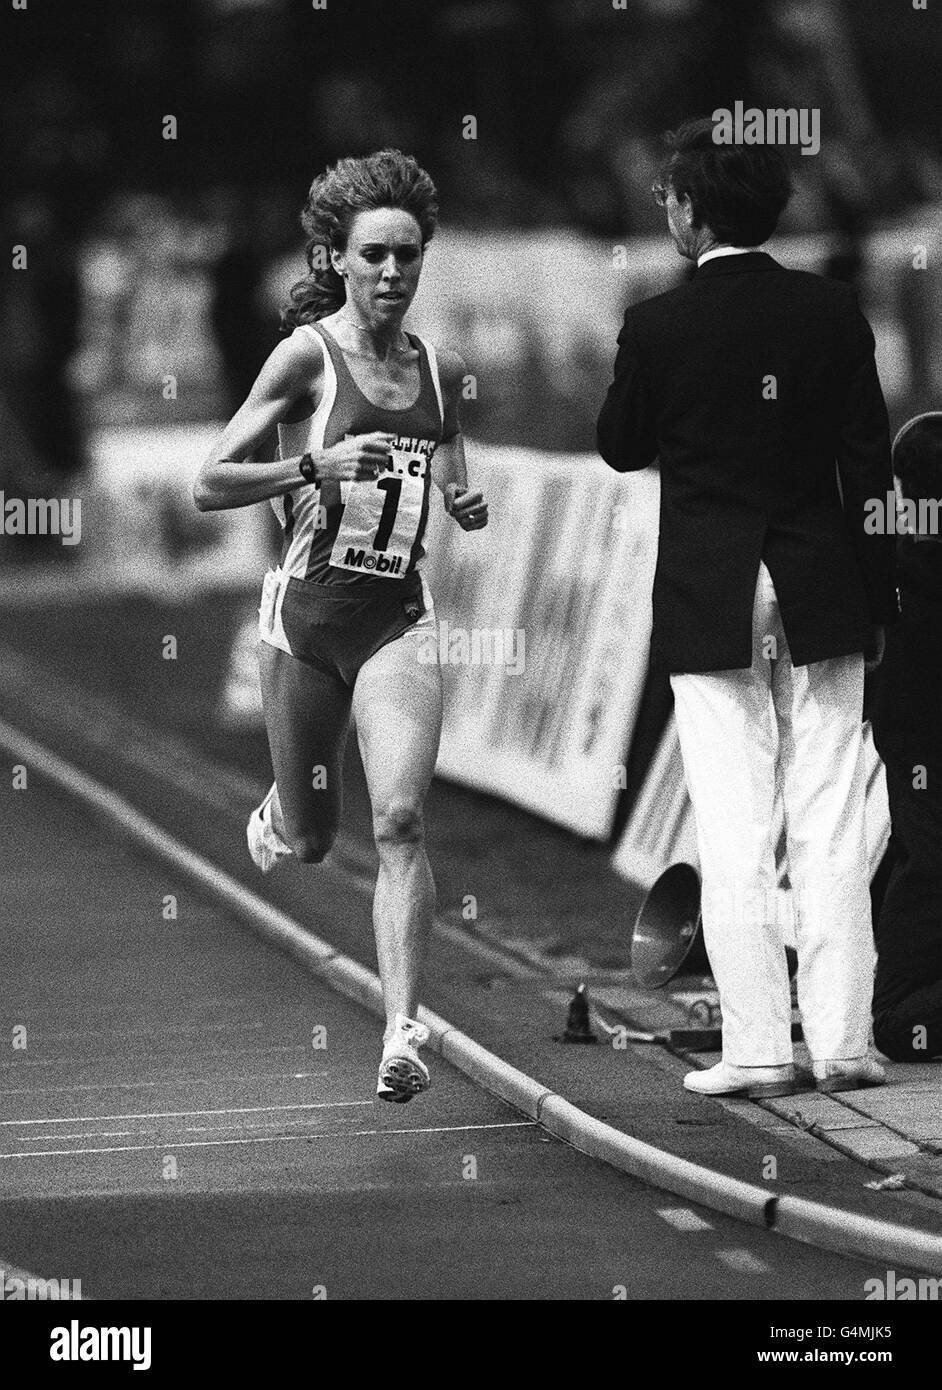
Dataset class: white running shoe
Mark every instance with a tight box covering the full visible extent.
[246,784,292,873]
[377,1014,430,1104]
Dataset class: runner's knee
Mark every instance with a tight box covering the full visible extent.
[373,801,425,850]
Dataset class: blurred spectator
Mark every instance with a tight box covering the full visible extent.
[0,196,82,491]
[556,0,709,236]
[4,0,941,455]
[207,187,280,415]
[871,413,942,1062]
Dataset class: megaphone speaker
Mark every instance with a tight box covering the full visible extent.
[631,863,706,988]
[631,863,798,990]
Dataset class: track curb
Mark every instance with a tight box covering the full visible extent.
[4,714,942,1277]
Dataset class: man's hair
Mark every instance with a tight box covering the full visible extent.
[657,117,793,246]
[893,412,942,504]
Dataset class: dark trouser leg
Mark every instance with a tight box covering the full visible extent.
[872,758,942,1061]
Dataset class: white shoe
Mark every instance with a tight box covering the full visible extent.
[683,1061,797,1099]
[812,1057,886,1093]
[246,784,292,873]
[377,1014,430,1104]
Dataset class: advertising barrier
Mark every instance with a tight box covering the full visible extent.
[422,442,659,839]
[85,422,272,596]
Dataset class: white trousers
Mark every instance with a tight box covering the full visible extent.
[670,562,874,1065]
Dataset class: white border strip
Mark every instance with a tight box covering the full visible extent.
[3,715,942,1275]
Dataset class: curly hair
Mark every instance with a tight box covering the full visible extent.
[282,149,438,329]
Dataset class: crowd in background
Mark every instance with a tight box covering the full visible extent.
[2,0,941,492]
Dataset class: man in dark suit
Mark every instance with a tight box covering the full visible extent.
[598,118,897,1097]
[871,413,942,1062]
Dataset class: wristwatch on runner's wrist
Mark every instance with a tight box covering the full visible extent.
[298,452,319,484]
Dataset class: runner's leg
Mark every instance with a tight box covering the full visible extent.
[257,640,351,862]
[353,627,443,1036]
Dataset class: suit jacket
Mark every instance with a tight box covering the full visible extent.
[596,251,898,673]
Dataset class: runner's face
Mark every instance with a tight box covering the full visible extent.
[334,208,424,326]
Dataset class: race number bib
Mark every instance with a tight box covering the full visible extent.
[329,435,432,577]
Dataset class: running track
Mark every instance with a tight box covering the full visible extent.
[0,772,906,1299]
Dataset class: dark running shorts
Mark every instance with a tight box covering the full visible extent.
[258,566,432,688]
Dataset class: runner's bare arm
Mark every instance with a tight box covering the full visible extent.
[431,348,488,531]
[193,334,322,511]
[193,333,394,510]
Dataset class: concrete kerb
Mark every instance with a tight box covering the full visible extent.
[437,1028,552,1119]
[773,1195,942,1272]
[4,714,942,1277]
[537,1093,774,1226]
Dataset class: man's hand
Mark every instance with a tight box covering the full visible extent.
[864,626,886,674]
[444,484,489,531]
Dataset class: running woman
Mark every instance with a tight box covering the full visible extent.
[194,151,488,1102]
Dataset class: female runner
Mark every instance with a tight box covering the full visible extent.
[194,150,488,1101]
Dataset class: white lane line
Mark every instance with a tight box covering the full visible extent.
[14,1113,417,1143]
[716,1248,770,1275]
[0,1100,372,1128]
[0,1119,539,1160]
[15,1131,138,1143]
[0,1022,270,1047]
[0,1071,327,1097]
[656,1207,714,1232]
[0,1045,310,1068]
